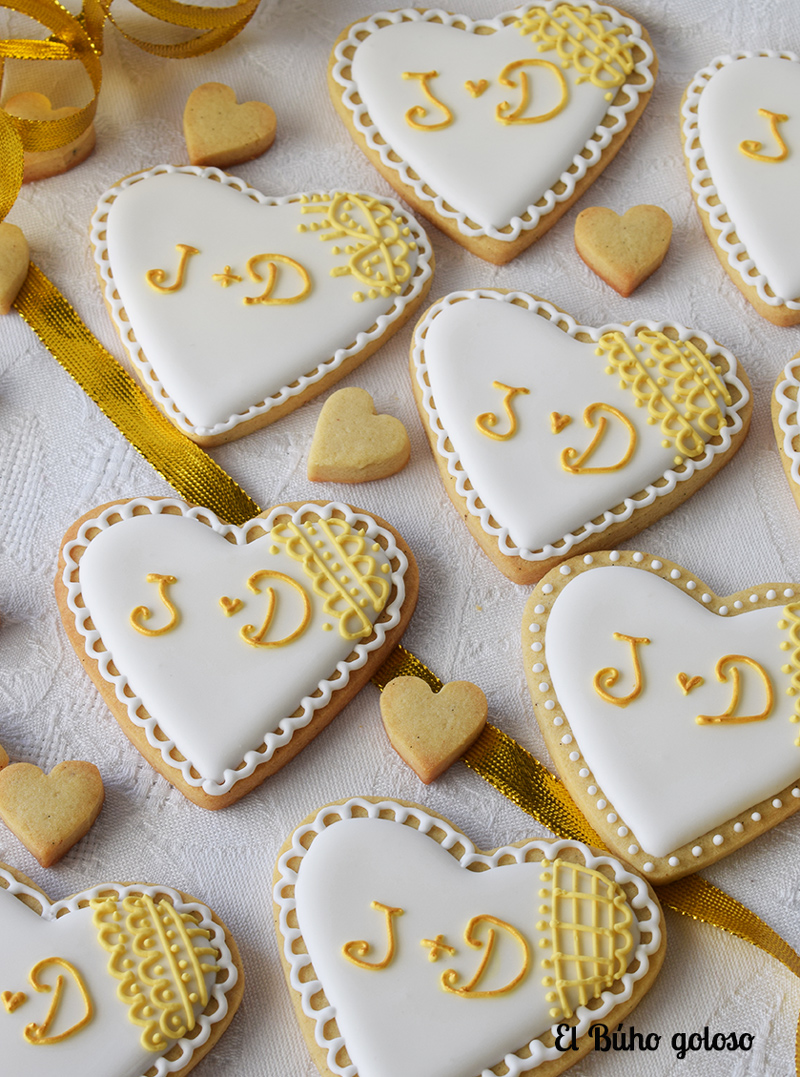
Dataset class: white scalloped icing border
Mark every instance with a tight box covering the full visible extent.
[89,164,434,439]
[60,498,408,796]
[0,869,237,1077]
[330,3,655,242]
[775,357,800,485]
[411,289,750,563]
[681,50,800,310]
[273,797,662,1077]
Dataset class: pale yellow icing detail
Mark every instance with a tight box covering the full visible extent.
[475,381,530,441]
[593,632,650,707]
[1,990,26,1013]
[23,958,93,1045]
[301,192,413,301]
[496,59,568,126]
[239,570,312,648]
[212,265,243,287]
[342,902,404,970]
[544,858,634,1019]
[780,604,800,743]
[440,915,530,998]
[271,517,390,641]
[696,654,774,726]
[550,411,572,433]
[420,935,457,961]
[740,109,790,162]
[596,330,731,460]
[465,79,489,97]
[402,70,454,131]
[560,402,636,474]
[130,573,180,636]
[242,254,311,306]
[145,244,199,293]
[515,3,635,91]
[92,895,219,1052]
[219,595,243,616]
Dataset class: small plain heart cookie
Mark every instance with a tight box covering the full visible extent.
[0,223,29,315]
[308,387,410,483]
[273,797,665,1077]
[56,497,418,809]
[523,551,800,883]
[90,166,434,444]
[0,760,104,868]
[682,51,800,325]
[3,92,95,183]
[329,4,657,263]
[574,205,672,296]
[411,290,752,582]
[0,861,242,1074]
[379,676,487,782]
[183,82,277,168]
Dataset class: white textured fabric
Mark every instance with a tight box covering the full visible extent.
[0,1,799,1074]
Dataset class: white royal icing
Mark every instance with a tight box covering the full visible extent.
[775,356,800,487]
[539,564,800,858]
[274,798,661,1077]
[682,51,800,308]
[90,166,433,439]
[0,870,236,1077]
[411,290,749,561]
[331,4,655,240]
[60,499,407,796]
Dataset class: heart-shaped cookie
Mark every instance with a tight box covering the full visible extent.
[4,92,96,183]
[56,498,418,808]
[308,387,410,483]
[273,797,664,1077]
[682,51,800,325]
[411,290,752,583]
[329,4,657,263]
[183,82,277,168]
[0,760,104,867]
[523,551,800,882]
[0,861,241,1075]
[0,222,29,315]
[574,205,672,296]
[379,676,487,782]
[90,166,434,444]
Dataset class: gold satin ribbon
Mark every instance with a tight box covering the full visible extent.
[7,215,799,1071]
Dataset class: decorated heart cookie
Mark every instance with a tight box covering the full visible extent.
[410,290,752,583]
[0,861,241,1075]
[574,204,672,296]
[772,354,800,510]
[308,387,410,483]
[273,797,664,1077]
[379,676,487,782]
[90,166,434,444]
[523,552,800,883]
[183,82,277,168]
[0,760,104,868]
[329,4,657,263]
[56,498,418,808]
[682,51,800,326]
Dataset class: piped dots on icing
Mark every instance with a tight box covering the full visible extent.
[583,555,594,565]
[529,623,541,633]
[668,856,679,867]
[786,590,796,599]
[539,682,550,691]
[617,826,628,836]
[609,551,620,562]
[559,565,571,575]
[643,862,654,873]
[542,584,553,594]
[767,590,777,600]
[607,813,617,823]
[773,798,783,808]
[712,834,724,846]
[587,785,597,795]
[734,600,743,609]
[569,751,580,761]
[596,799,607,810]
[553,716,564,726]
[628,844,639,855]
[534,605,545,614]
[751,812,762,821]
[793,788,800,798]
[651,560,663,570]
[719,605,728,615]
[533,662,544,673]
[531,642,543,652]
[633,552,643,562]
[561,734,572,744]
[579,768,589,777]
[734,822,744,833]
[670,569,681,579]
[701,593,711,604]
[544,700,556,710]
[750,594,759,603]
[692,846,702,857]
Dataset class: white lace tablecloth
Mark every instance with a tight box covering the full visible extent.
[1,1,799,1074]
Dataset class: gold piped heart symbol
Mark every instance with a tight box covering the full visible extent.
[465,79,489,97]
[550,411,572,434]
[219,596,244,616]
[1,990,27,1013]
[677,672,704,694]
